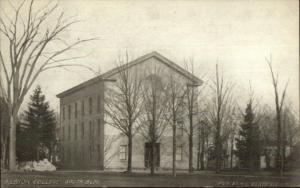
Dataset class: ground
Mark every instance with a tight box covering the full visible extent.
[1,170,300,187]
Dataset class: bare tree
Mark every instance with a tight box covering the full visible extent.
[139,67,170,175]
[0,0,95,170]
[194,76,209,171]
[165,73,187,177]
[266,55,289,175]
[104,52,143,173]
[207,63,234,173]
[183,60,201,173]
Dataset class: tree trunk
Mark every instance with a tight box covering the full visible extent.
[200,135,205,170]
[189,132,193,173]
[188,113,193,173]
[197,142,200,170]
[197,127,200,171]
[9,115,17,170]
[282,112,287,172]
[230,136,234,169]
[215,123,221,173]
[215,63,221,174]
[205,135,209,169]
[127,133,132,173]
[172,123,176,177]
[150,141,155,175]
[1,141,7,170]
[283,145,286,171]
[276,115,283,175]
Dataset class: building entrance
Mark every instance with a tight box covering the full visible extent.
[144,143,160,168]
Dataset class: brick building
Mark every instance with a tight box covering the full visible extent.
[57,52,202,170]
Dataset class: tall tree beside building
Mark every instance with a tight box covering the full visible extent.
[139,67,170,175]
[0,0,94,170]
[17,85,56,161]
[184,60,201,173]
[235,100,261,171]
[207,64,234,173]
[165,73,187,177]
[266,55,289,175]
[105,53,143,173]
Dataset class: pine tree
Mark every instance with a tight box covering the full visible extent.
[16,85,56,161]
[235,101,261,171]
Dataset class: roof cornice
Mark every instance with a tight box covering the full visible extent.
[57,51,203,98]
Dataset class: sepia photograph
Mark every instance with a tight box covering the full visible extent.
[0,0,299,187]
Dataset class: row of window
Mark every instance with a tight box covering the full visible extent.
[119,145,183,161]
[62,119,101,141]
[62,95,101,120]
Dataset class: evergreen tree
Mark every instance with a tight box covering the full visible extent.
[16,115,34,161]
[235,101,261,171]
[16,85,56,161]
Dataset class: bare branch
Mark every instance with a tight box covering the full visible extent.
[279,79,289,112]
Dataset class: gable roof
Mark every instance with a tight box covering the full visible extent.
[57,51,203,98]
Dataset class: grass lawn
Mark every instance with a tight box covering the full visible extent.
[1,170,300,187]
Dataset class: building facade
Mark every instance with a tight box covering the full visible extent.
[57,51,202,170]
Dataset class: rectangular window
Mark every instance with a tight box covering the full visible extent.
[176,145,183,161]
[82,100,85,116]
[81,122,84,139]
[97,94,100,113]
[97,119,100,136]
[66,148,68,162]
[63,106,65,121]
[61,147,64,162]
[97,144,101,161]
[89,121,95,151]
[119,145,127,160]
[177,120,184,136]
[64,148,67,162]
[74,147,77,162]
[89,121,92,139]
[89,144,92,160]
[89,97,92,114]
[81,145,85,160]
[62,126,65,140]
[74,124,77,140]
[69,147,72,163]
[68,125,71,140]
[68,105,71,120]
[75,102,78,118]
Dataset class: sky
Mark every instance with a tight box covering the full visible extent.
[1,0,299,115]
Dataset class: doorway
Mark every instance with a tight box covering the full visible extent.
[144,142,160,168]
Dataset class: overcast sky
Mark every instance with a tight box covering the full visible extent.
[1,0,299,115]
